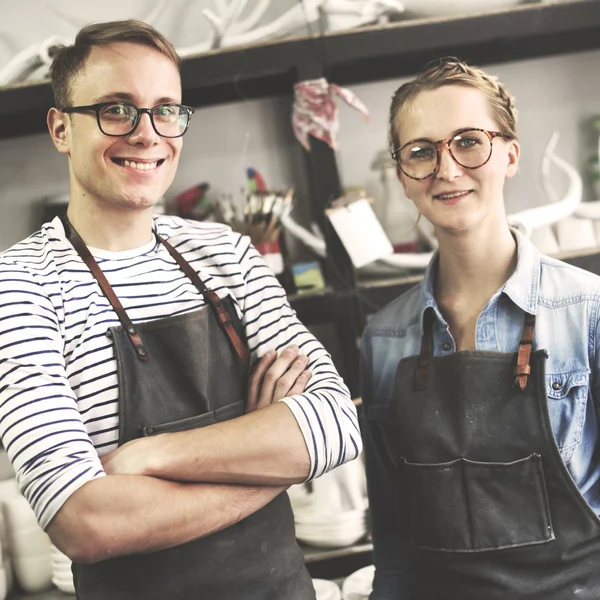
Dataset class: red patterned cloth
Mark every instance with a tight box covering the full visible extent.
[292,77,370,151]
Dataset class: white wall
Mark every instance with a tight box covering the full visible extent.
[1,2,600,250]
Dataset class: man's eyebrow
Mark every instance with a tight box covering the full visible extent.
[93,92,180,104]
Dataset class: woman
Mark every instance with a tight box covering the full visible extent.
[360,57,600,600]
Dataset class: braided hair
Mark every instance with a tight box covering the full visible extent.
[388,57,518,157]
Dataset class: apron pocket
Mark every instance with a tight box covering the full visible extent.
[402,453,554,552]
[142,400,245,436]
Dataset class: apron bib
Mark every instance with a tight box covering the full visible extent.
[388,309,600,599]
[61,217,315,600]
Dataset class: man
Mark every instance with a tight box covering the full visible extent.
[0,20,361,600]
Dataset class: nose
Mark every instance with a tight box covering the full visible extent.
[127,111,159,146]
[435,144,462,181]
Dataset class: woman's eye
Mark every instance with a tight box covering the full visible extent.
[456,137,479,149]
[410,146,435,161]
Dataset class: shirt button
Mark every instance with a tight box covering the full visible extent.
[552,382,562,390]
[441,342,452,351]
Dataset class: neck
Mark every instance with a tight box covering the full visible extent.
[66,200,155,252]
[435,224,517,303]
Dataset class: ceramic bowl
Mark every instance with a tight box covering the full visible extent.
[313,578,342,600]
[342,565,375,600]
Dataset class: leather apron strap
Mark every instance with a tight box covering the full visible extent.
[413,308,536,391]
[514,311,535,391]
[157,234,250,369]
[61,216,149,362]
[60,215,249,369]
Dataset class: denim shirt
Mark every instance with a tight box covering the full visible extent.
[360,229,600,599]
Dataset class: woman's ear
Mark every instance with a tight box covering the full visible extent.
[47,108,71,155]
[505,138,520,179]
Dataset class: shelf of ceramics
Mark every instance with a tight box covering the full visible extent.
[1,0,600,139]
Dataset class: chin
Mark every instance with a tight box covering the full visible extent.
[435,216,480,235]
[113,192,160,211]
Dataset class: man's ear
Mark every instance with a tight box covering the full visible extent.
[47,108,70,155]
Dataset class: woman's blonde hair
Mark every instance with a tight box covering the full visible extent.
[388,57,518,156]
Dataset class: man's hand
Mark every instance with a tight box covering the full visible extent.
[246,345,312,413]
[101,437,150,476]
[101,345,312,477]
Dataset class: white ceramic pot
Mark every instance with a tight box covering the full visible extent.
[2,558,11,595]
[0,451,14,482]
[12,553,52,593]
[371,150,419,246]
[6,522,50,558]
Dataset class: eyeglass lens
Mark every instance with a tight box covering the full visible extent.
[98,103,189,137]
[399,129,492,179]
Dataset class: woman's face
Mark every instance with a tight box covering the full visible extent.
[394,85,520,236]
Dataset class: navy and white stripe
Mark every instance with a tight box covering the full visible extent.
[0,216,361,529]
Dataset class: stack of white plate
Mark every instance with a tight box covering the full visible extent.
[342,565,375,600]
[313,578,342,600]
[0,478,17,598]
[293,457,369,548]
[50,544,75,595]
[295,502,368,548]
[2,492,52,593]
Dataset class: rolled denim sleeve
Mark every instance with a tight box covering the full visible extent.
[360,335,414,599]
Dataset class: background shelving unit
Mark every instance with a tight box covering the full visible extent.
[5,0,600,138]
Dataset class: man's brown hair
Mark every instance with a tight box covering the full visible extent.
[50,19,180,109]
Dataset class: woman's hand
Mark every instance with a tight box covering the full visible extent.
[246,345,312,413]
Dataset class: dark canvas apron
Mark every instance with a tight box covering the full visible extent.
[61,217,315,600]
[388,309,600,599]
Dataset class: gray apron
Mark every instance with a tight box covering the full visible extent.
[382,309,600,599]
[61,216,315,600]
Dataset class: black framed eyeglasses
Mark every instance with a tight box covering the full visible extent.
[61,102,195,138]
[391,128,510,180]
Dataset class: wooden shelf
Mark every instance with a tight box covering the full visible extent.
[2,0,600,139]
[302,541,373,564]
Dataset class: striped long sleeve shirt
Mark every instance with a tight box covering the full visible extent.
[0,216,361,529]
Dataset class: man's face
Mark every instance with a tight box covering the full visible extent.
[59,42,183,213]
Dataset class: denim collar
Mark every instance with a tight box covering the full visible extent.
[417,227,541,335]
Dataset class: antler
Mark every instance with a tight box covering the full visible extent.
[203,0,249,48]
[508,131,582,236]
[227,0,271,35]
[220,0,324,48]
[141,0,168,26]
